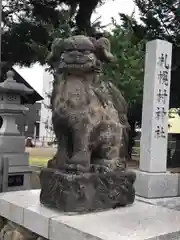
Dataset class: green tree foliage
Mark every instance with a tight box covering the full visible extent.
[128,0,180,163]
[104,17,144,105]
[1,0,74,66]
[1,0,104,66]
[131,0,180,108]
[1,0,147,156]
[103,14,145,157]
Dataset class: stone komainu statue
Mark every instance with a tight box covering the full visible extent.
[48,35,130,173]
[40,35,136,212]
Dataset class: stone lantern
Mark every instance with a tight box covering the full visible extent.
[0,70,33,191]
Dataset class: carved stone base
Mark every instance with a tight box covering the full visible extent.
[39,168,136,213]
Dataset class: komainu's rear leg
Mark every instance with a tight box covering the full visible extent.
[91,123,125,173]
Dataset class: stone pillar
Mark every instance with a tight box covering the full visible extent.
[135,39,180,198]
[0,70,33,191]
[140,39,172,172]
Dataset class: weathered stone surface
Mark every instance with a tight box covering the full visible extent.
[40,35,136,212]
[40,168,136,212]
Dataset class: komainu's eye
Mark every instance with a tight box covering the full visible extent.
[83,50,91,54]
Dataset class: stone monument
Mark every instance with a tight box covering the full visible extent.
[0,70,33,191]
[40,35,136,212]
[134,39,180,198]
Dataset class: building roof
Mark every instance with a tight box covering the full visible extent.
[0,63,43,104]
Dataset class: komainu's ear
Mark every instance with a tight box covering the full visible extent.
[46,38,64,67]
[89,37,98,48]
[96,37,116,63]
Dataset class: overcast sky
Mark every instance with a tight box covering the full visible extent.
[14,0,139,96]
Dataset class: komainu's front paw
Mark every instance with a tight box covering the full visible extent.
[65,163,90,173]
[90,164,113,174]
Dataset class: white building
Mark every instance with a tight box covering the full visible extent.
[39,66,55,145]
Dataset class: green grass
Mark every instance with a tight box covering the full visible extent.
[29,157,49,167]
[135,140,140,147]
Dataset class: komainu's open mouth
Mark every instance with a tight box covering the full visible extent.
[59,62,95,71]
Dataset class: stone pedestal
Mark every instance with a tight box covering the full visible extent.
[40,169,136,212]
[0,71,34,191]
[135,40,174,198]
[134,170,180,198]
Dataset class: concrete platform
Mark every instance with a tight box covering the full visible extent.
[1,191,180,239]
[136,195,180,211]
